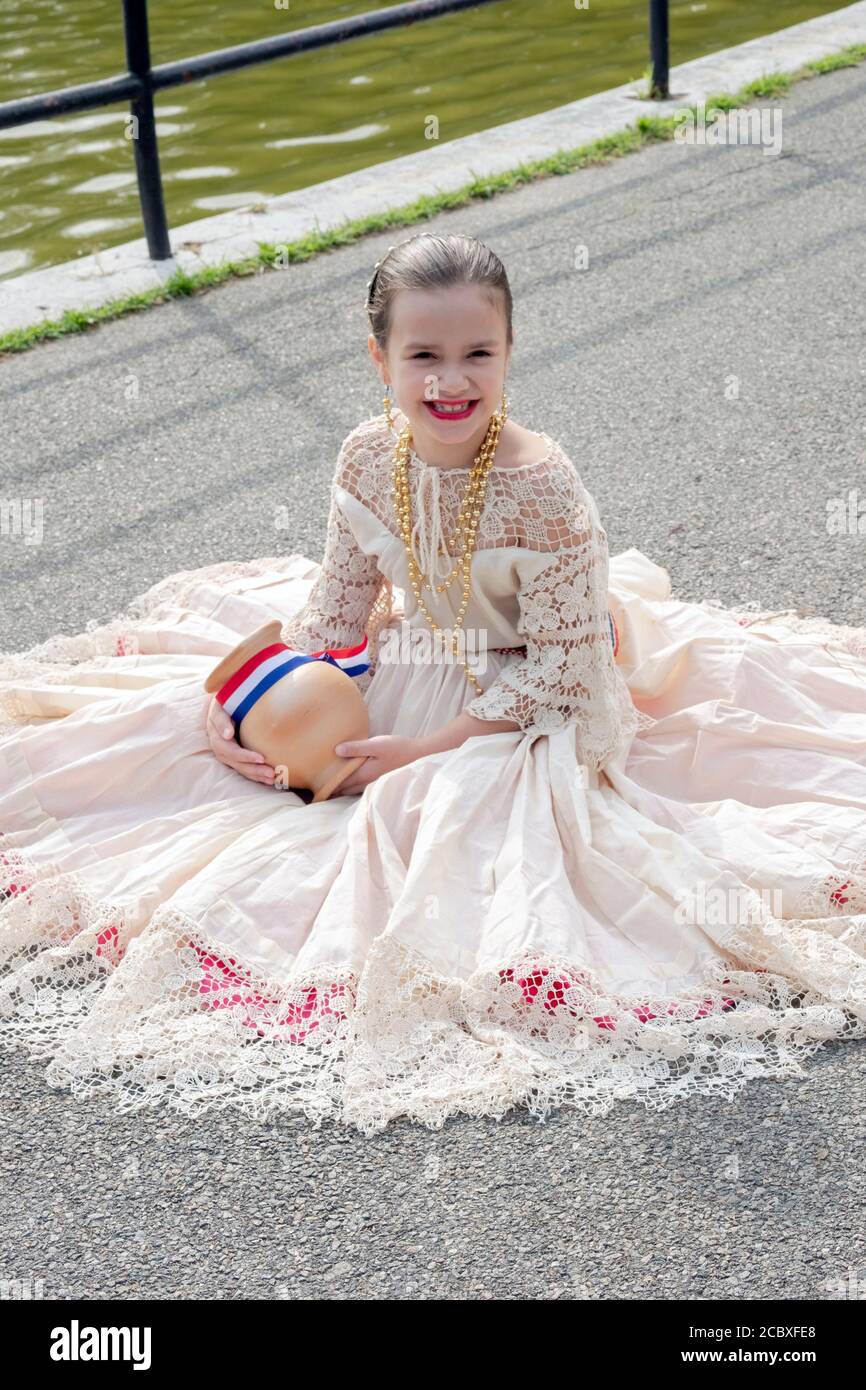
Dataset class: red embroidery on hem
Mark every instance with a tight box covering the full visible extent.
[497,964,737,1035]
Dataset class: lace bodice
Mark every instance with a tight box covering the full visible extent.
[280,414,643,768]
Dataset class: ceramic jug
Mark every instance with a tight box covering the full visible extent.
[204,620,370,802]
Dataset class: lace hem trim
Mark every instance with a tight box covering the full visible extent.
[2,842,864,1137]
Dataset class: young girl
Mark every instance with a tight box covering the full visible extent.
[1,232,864,1137]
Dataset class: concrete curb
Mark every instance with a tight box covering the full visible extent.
[2,1,865,335]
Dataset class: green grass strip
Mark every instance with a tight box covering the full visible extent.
[2,40,864,359]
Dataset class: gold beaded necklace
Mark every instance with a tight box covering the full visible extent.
[389,392,507,695]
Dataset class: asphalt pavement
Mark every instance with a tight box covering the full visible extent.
[1,61,865,1301]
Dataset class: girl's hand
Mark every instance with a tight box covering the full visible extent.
[333,735,421,795]
[205,694,277,786]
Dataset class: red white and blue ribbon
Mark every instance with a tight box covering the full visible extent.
[216,636,369,726]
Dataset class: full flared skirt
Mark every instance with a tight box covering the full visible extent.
[1,550,865,1134]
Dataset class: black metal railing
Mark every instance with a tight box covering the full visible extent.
[649,0,671,99]
[0,0,671,264]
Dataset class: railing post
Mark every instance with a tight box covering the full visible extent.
[122,0,172,260]
[648,0,670,100]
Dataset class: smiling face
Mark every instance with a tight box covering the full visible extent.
[368,282,512,466]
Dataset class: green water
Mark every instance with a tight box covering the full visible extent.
[0,0,851,281]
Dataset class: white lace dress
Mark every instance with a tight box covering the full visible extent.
[1,413,865,1136]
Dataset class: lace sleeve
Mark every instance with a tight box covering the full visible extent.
[465,462,641,770]
[280,430,393,693]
